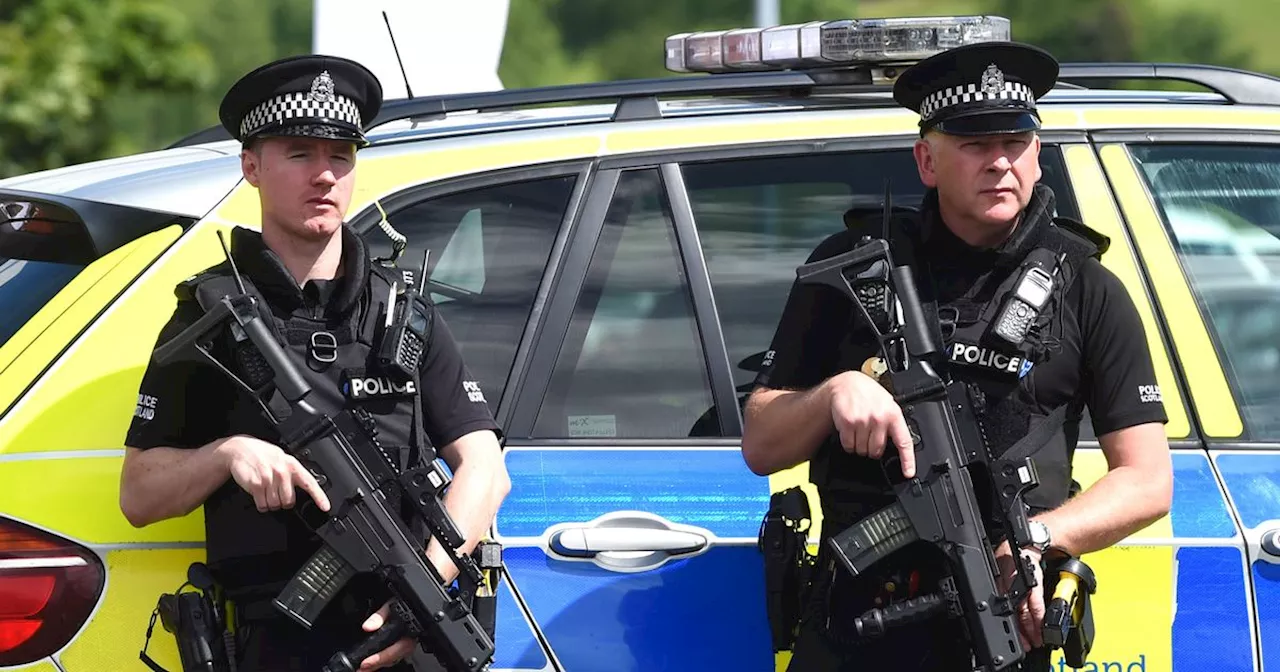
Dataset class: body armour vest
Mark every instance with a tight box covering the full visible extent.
[176,227,432,600]
[810,185,1109,539]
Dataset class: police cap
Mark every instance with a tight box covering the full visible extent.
[892,41,1058,136]
[219,54,384,148]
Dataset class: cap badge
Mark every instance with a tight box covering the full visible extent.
[309,70,335,103]
[981,64,1004,97]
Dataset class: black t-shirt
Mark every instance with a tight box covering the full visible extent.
[124,227,500,642]
[125,287,499,454]
[755,202,1169,521]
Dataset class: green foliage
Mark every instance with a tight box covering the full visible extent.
[0,0,214,177]
[985,0,1251,68]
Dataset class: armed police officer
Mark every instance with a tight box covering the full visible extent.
[742,42,1173,672]
[119,54,511,672]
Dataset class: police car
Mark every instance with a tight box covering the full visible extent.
[0,14,1277,672]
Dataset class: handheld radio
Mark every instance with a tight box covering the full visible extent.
[989,249,1062,347]
[377,250,433,381]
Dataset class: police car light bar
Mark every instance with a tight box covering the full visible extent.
[665,15,1011,74]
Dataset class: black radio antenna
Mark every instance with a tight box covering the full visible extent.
[882,179,893,241]
[217,229,248,295]
[382,10,414,99]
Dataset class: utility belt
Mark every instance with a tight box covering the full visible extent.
[141,542,504,672]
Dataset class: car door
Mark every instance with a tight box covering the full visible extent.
[354,164,589,671]
[672,136,1207,672]
[1101,133,1280,672]
[495,165,774,672]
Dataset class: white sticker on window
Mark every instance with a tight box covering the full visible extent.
[568,414,617,438]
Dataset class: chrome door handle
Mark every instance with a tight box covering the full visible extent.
[1262,527,1280,556]
[549,527,708,556]
[542,511,713,572]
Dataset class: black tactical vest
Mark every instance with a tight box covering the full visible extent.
[176,226,432,600]
[810,185,1109,538]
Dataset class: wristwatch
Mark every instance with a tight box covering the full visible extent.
[1027,520,1053,553]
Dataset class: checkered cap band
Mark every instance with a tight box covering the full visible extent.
[919,81,1036,122]
[239,91,363,139]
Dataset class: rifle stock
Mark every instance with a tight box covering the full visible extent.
[796,230,1040,672]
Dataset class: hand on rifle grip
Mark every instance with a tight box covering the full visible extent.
[828,370,917,479]
[327,599,415,672]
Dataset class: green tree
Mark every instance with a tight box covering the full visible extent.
[502,0,865,87]
[0,0,214,177]
[983,0,1253,83]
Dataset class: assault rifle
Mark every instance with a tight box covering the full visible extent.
[153,231,494,672]
[794,188,1041,671]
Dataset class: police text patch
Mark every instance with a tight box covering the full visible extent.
[342,371,417,401]
[134,393,159,421]
[949,342,1032,379]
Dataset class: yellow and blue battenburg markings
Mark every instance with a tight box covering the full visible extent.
[486,445,1271,672]
[1212,451,1280,671]
[1164,451,1254,672]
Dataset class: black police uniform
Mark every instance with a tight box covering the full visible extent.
[125,56,501,672]
[756,43,1170,672]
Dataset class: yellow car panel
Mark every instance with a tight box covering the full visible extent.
[0,455,202,545]
[0,224,236,462]
[1062,144,1192,439]
[211,134,604,227]
[0,226,181,421]
[1082,105,1280,131]
[1098,143,1245,438]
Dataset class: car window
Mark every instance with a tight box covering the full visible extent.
[0,201,98,349]
[532,169,718,439]
[362,175,576,412]
[1131,143,1280,440]
[682,146,1078,435]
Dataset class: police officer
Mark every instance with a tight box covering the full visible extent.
[742,42,1174,671]
[119,54,511,672]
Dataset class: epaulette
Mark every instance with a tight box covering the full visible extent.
[174,262,232,303]
[1051,215,1111,258]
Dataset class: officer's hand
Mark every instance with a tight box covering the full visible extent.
[359,600,415,671]
[995,540,1045,651]
[220,435,331,513]
[828,371,916,478]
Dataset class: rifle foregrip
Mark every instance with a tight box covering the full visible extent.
[323,604,412,672]
[854,593,948,638]
[272,545,356,629]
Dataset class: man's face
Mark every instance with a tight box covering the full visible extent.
[913,129,1042,229]
[241,136,357,241]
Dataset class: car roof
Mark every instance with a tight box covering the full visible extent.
[4,62,1280,219]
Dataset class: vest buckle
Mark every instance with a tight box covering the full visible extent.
[309,331,338,364]
[937,306,958,341]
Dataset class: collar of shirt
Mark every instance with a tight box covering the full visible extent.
[916,183,1057,271]
[227,224,371,317]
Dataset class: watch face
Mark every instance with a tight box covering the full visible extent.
[1030,522,1050,547]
